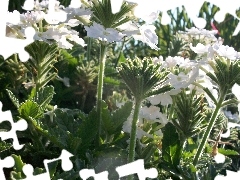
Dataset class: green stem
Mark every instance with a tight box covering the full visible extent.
[87,37,92,62]
[193,95,225,166]
[96,43,107,145]
[127,99,142,180]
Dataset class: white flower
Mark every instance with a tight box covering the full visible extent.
[122,116,153,140]
[40,26,86,48]
[190,43,210,54]
[216,45,238,60]
[132,24,159,50]
[167,66,198,89]
[22,81,35,89]
[139,106,168,125]
[45,105,57,122]
[167,72,189,89]
[221,122,240,138]
[214,153,225,164]
[20,11,45,26]
[118,21,139,36]
[44,10,67,24]
[165,56,178,68]
[147,89,181,106]
[57,76,70,87]
[84,22,124,42]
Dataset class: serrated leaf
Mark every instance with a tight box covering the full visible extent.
[78,108,99,154]
[111,101,133,133]
[162,123,182,169]
[218,148,239,156]
[54,109,80,135]
[101,101,132,135]
[35,86,55,109]
[19,100,43,120]
[6,89,19,108]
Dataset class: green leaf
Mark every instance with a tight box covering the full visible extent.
[6,89,19,108]
[111,101,133,133]
[54,109,80,135]
[140,143,157,163]
[218,148,239,156]
[10,154,26,179]
[19,100,43,120]
[101,101,133,135]
[104,76,120,85]
[78,108,99,154]
[162,123,182,170]
[34,86,55,109]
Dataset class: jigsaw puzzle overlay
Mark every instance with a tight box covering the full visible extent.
[1,0,240,179]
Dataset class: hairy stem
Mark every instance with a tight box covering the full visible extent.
[127,99,141,180]
[96,43,107,146]
[193,95,225,166]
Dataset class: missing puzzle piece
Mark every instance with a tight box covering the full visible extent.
[0,101,28,150]
[0,156,15,180]
[21,149,74,180]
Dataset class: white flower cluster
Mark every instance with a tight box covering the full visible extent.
[84,0,160,49]
[6,0,87,49]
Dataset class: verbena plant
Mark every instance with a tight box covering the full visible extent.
[1,0,240,180]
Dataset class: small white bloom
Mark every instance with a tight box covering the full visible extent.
[57,76,70,87]
[216,45,238,60]
[118,21,139,36]
[122,116,153,140]
[132,24,159,50]
[84,22,124,42]
[221,122,240,138]
[190,43,210,54]
[139,106,167,125]
[20,11,45,25]
[22,81,35,89]
[165,56,178,68]
[167,72,189,89]
[214,153,225,164]
[45,105,57,122]
[147,89,181,106]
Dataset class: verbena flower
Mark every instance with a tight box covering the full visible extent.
[139,105,168,125]
[216,45,238,60]
[84,22,124,42]
[132,24,159,50]
[147,89,181,106]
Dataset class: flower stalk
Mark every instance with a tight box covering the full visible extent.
[193,95,225,166]
[96,42,107,145]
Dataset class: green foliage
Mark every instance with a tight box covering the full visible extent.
[118,57,171,101]
[171,90,207,140]
[161,123,182,172]
[24,41,59,91]
[10,154,26,179]
[19,100,43,120]
[91,0,136,28]
[102,100,132,135]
